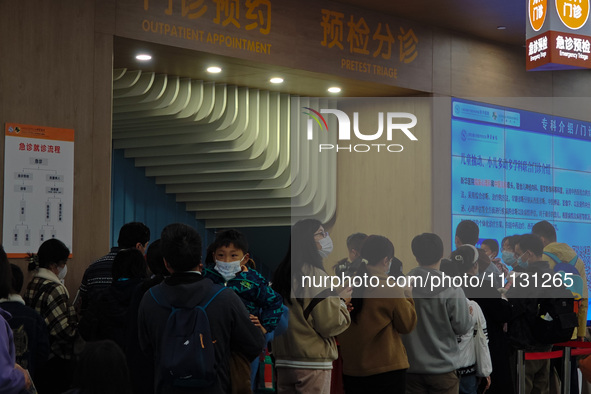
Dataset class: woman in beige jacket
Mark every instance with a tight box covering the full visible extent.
[338,235,417,394]
[272,219,351,394]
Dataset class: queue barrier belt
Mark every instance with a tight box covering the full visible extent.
[524,350,564,360]
[524,342,591,360]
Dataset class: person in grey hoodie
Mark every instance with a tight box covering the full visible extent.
[402,233,473,394]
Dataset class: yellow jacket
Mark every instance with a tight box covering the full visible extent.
[542,242,588,338]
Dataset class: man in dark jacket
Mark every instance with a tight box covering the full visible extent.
[78,222,150,314]
[138,223,265,394]
[507,234,576,394]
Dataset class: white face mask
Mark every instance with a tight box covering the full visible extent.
[318,235,334,259]
[57,264,67,280]
[214,256,244,281]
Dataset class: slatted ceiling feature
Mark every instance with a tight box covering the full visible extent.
[112,81,218,130]
[113,68,128,81]
[116,87,245,151]
[112,69,142,89]
[113,74,169,108]
[112,68,336,228]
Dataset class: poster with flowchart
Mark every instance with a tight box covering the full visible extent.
[3,123,74,257]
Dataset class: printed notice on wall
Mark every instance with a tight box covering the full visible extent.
[3,123,74,257]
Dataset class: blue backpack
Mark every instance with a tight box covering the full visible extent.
[149,284,226,388]
[544,251,583,301]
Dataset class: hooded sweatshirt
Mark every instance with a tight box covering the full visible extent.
[138,272,265,394]
[401,266,472,374]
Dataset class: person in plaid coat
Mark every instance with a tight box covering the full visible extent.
[24,238,79,394]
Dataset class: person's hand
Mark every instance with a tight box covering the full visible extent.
[15,364,31,390]
[577,336,586,342]
[485,376,491,391]
[338,287,352,304]
[346,302,354,313]
[249,314,267,334]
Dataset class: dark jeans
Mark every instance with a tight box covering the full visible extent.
[343,369,407,394]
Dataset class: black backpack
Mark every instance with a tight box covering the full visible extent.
[508,279,578,348]
[531,286,578,345]
[149,284,226,388]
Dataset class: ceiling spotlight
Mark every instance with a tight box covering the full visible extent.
[497,26,507,30]
[207,66,222,73]
[328,87,341,93]
[270,77,284,84]
[136,54,152,61]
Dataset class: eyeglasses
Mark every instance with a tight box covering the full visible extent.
[514,251,527,260]
[314,231,328,239]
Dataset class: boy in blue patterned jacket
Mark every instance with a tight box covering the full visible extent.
[203,229,283,393]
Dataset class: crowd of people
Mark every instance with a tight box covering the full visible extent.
[0,219,586,394]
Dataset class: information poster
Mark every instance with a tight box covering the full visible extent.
[3,123,74,257]
[451,99,591,283]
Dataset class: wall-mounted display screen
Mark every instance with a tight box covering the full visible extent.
[451,98,591,295]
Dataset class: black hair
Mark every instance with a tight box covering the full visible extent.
[71,340,132,394]
[411,233,444,266]
[476,248,491,274]
[481,239,499,256]
[37,238,69,269]
[0,246,12,299]
[112,248,148,281]
[10,264,24,294]
[515,233,544,257]
[455,220,479,245]
[272,219,325,304]
[160,223,202,272]
[350,235,394,323]
[210,229,249,255]
[204,243,215,268]
[532,220,557,243]
[117,222,150,249]
[501,235,519,251]
[146,239,168,277]
[388,257,404,278]
[449,245,477,275]
[346,233,368,252]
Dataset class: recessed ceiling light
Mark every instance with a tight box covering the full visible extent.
[497,26,507,30]
[270,77,284,84]
[328,87,341,93]
[207,66,222,73]
[136,54,152,61]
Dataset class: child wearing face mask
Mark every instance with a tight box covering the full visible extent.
[203,229,284,394]
[24,238,80,394]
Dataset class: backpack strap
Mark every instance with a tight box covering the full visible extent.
[202,287,226,310]
[568,255,579,266]
[543,251,562,266]
[150,284,226,310]
[149,285,168,307]
[303,288,334,321]
[544,251,580,269]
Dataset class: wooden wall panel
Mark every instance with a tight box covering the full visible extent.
[0,0,114,295]
[325,98,432,275]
